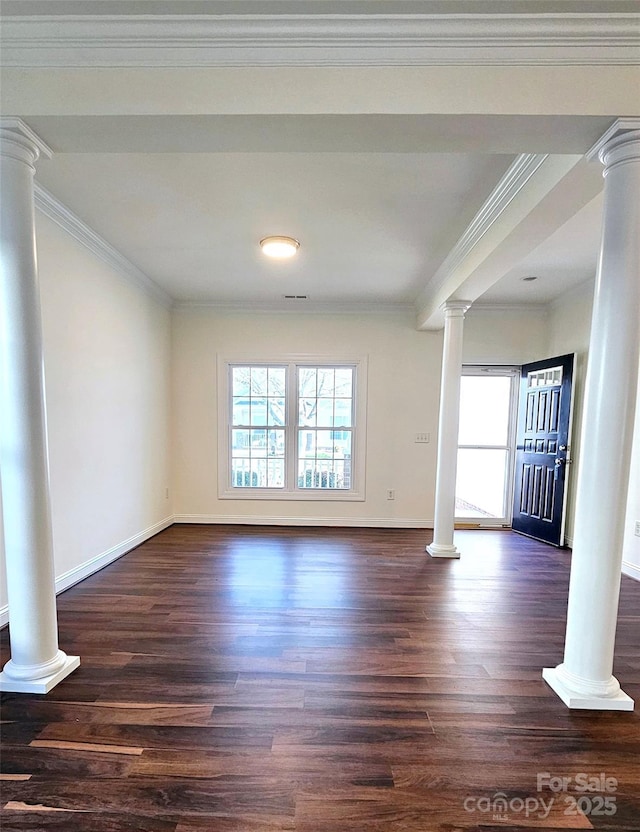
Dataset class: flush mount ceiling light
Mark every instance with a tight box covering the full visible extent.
[260,236,300,259]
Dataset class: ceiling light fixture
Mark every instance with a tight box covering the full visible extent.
[260,236,300,259]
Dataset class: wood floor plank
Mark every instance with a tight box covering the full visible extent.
[0,809,177,832]
[1,524,639,831]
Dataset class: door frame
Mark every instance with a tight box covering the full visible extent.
[455,365,520,527]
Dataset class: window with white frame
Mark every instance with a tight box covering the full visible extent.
[218,358,366,500]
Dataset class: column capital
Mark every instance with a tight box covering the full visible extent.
[0,117,52,167]
[440,300,472,319]
[587,117,640,168]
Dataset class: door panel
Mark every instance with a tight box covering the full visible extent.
[512,354,575,546]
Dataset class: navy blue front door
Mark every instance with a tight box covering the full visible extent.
[512,354,575,547]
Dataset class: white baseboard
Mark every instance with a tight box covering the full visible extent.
[172,513,434,529]
[622,559,640,582]
[0,516,174,628]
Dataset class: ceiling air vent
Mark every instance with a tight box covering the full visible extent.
[283,295,308,300]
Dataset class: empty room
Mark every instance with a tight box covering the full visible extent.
[1,2,639,830]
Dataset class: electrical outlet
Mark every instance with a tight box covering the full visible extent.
[387,489,395,500]
[415,433,430,443]
[635,520,640,537]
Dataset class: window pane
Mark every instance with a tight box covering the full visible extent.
[297,458,350,490]
[299,367,317,397]
[267,398,285,426]
[298,430,316,458]
[527,366,562,389]
[334,399,352,427]
[333,430,352,458]
[251,458,266,487]
[455,448,508,518]
[298,460,337,489]
[317,368,335,397]
[232,459,254,487]
[267,429,285,458]
[250,367,267,395]
[296,426,352,490]
[334,368,353,397]
[268,367,286,396]
[316,430,334,458]
[299,397,317,427]
[232,397,250,426]
[267,459,285,488]
[250,429,267,457]
[458,376,512,446]
[232,429,250,455]
[232,367,250,396]
[250,398,267,426]
[317,398,334,427]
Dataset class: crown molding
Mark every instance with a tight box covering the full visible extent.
[2,13,639,67]
[469,301,548,312]
[173,299,414,315]
[34,183,172,308]
[418,153,548,306]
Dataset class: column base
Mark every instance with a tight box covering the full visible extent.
[426,543,460,559]
[0,655,80,694]
[543,667,634,712]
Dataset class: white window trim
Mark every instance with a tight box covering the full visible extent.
[217,354,367,501]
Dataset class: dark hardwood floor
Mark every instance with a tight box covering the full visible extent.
[1,525,639,831]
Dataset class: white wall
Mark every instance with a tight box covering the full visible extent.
[0,214,173,622]
[464,305,549,365]
[547,278,596,546]
[171,304,551,527]
[172,308,442,526]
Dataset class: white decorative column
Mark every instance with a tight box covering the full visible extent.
[427,300,471,558]
[0,119,80,693]
[543,119,640,711]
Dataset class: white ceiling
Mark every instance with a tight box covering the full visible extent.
[35,150,513,304]
[28,111,611,309]
[481,193,603,304]
[3,1,635,318]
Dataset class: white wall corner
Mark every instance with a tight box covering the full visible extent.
[34,183,172,309]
